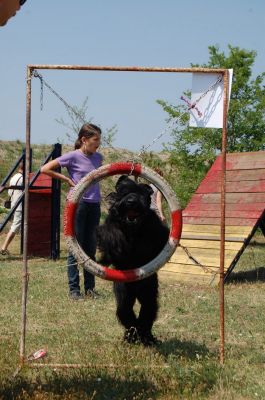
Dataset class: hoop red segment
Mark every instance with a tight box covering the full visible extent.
[108,162,141,176]
[103,267,139,282]
[64,202,78,237]
[64,162,182,282]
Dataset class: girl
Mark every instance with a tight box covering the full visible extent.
[41,123,102,300]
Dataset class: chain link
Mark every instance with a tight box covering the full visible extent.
[193,74,223,106]
[32,70,117,151]
[180,74,223,116]
[31,70,185,165]
[137,117,181,160]
[180,95,202,117]
[179,244,217,275]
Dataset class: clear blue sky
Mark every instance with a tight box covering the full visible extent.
[0,0,264,151]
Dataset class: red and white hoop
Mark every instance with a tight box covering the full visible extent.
[64,162,182,282]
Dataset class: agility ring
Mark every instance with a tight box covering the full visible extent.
[64,162,182,282]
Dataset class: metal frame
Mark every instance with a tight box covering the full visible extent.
[1,146,61,258]
[21,64,229,369]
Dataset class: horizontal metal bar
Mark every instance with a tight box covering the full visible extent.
[28,64,227,74]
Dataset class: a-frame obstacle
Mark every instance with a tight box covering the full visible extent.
[161,151,265,285]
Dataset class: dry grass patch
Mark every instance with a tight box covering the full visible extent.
[0,235,264,399]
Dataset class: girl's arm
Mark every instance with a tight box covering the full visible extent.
[156,191,166,222]
[41,159,75,187]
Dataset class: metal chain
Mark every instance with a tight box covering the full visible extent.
[193,74,223,106]
[127,117,181,174]
[40,76,43,110]
[180,95,202,117]
[31,70,182,165]
[136,117,182,160]
[180,74,223,115]
[179,244,217,275]
[32,70,117,151]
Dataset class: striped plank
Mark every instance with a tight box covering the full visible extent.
[183,216,258,226]
[183,210,262,219]
[174,245,238,260]
[181,235,246,242]
[180,239,242,250]
[197,179,265,194]
[212,152,265,171]
[185,203,265,212]
[182,224,251,236]
[205,169,265,182]
[170,249,234,268]
[190,193,265,204]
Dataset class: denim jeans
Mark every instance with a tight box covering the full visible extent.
[67,201,101,294]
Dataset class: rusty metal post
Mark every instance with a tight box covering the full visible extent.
[27,64,226,74]
[219,69,229,364]
[20,66,32,364]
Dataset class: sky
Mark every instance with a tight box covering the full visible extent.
[0,0,264,152]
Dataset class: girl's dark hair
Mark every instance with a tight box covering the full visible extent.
[74,123,101,150]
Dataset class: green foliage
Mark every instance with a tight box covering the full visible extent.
[158,45,265,207]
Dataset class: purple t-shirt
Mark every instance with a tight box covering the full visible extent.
[57,150,103,203]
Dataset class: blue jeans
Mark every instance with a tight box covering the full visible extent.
[67,201,101,294]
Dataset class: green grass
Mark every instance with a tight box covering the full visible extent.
[0,236,264,399]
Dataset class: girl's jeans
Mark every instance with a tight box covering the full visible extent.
[67,201,100,294]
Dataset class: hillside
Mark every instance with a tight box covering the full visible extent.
[0,140,171,216]
[0,140,169,176]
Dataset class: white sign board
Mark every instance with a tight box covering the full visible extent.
[189,69,233,128]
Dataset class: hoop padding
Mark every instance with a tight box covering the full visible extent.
[64,162,182,282]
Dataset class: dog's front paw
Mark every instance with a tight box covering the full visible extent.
[123,327,140,344]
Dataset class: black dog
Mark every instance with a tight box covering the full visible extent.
[97,175,169,345]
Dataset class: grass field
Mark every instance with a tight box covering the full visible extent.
[0,234,264,400]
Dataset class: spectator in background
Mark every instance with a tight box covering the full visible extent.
[0,162,24,255]
[0,0,27,26]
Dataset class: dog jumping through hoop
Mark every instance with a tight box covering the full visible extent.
[97,175,169,345]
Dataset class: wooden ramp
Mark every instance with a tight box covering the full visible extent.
[160,151,265,285]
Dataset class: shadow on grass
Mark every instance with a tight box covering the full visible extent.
[0,369,158,400]
[226,266,265,284]
[157,337,211,360]
[0,256,22,262]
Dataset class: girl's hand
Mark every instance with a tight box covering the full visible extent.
[160,214,166,223]
[66,177,75,187]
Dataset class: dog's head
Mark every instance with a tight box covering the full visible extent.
[106,175,154,227]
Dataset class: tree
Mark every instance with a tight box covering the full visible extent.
[158,45,265,207]
[56,96,117,148]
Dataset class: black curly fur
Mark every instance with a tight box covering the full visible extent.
[97,175,169,345]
